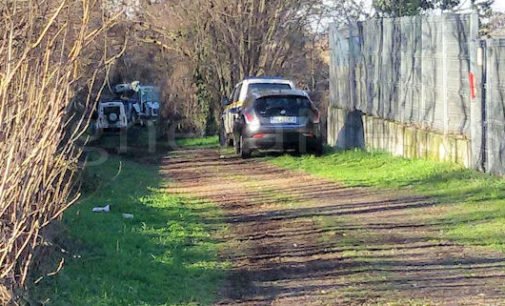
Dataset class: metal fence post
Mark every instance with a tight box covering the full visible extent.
[469,12,485,171]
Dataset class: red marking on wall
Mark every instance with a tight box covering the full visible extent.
[469,72,476,99]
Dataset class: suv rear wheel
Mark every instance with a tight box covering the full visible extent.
[235,133,251,158]
[240,134,251,159]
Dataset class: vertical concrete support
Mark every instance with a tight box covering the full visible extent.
[444,137,458,163]
[469,12,485,171]
[417,129,428,159]
[393,122,405,156]
[456,138,471,167]
[484,39,505,175]
[404,127,417,159]
[426,133,443,162]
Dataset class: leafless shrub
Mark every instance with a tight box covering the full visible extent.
[0,1,120,302]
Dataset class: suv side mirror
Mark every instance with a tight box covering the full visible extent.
[221,97,230,106]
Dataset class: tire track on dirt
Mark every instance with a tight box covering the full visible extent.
[161,147,505,305]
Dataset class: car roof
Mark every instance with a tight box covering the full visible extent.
[247,89,309,101]
[244,76,286,80]
[241,78,294,85]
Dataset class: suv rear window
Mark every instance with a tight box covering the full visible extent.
[255,96,311,117]
[248,83,292,94]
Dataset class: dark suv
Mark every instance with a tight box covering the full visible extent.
[233,90,323,158]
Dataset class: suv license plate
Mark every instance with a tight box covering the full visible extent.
[270,117,297,124]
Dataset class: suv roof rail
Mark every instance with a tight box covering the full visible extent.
[249,88,309,98]
[244,76,287,80]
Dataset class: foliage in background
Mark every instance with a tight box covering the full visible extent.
[129,0,332,136]
[373,0,494,18]
[470,0,495,20]
[373,0,458,16]
[92,0,377,137]
[488,11,505,37]
[194,70,217,136]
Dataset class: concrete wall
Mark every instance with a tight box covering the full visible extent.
[328,107,471,167]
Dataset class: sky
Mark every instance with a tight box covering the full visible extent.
[492,0,505,12]
[460,0,505,12]
[314,0,504,32]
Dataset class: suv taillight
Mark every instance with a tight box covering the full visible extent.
[244,110,261,132]
[244,111,255,123]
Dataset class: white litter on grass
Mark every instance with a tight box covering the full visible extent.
[92,205,110,213]
[122,213,134,219]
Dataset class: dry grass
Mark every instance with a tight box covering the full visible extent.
[0,1,121,302]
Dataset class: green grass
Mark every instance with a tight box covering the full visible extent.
[29,154,228,305]
[270,149,505,251]
[176,136,219,148]
[178,137,505,251]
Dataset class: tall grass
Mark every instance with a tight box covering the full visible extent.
[0,1,120,302]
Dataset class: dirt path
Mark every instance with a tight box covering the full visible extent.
[161,148,505,305]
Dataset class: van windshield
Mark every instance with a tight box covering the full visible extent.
[141,87,160,102]
[255,96,311,117]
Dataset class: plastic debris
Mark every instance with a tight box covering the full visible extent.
[122,213,134,219]
[92,205,110,213]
